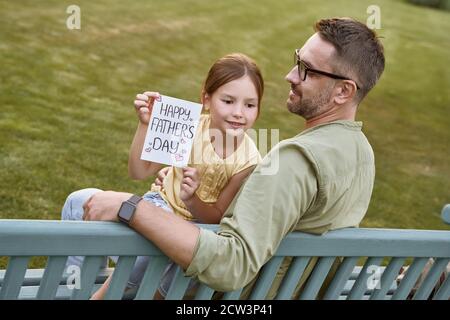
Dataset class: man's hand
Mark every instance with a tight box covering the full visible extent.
[180,167,201,202]
[82,191,132,222]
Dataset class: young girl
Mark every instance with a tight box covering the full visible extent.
[61,53,264,299]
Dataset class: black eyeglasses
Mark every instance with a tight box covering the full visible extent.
[294,49,360,90]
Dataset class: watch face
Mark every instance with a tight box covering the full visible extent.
[119,201,135,222]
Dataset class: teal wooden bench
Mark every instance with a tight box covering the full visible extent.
[1,204,449,300]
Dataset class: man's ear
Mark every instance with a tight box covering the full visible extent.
[334,80,357,105]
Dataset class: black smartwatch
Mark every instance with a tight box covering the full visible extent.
[117,195,143,225]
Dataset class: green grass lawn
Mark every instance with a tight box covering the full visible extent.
[1,0,449,238]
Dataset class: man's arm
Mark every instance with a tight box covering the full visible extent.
[131,200,200,269]
[83,143,317,291]
[82,191,199,269]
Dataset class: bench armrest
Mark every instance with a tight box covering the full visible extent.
[442,204,450,225]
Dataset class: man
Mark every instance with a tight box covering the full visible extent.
[83,17,385,293]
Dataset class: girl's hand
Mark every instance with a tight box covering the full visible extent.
[180,167,201,202]
[154,166,170,188]
[134,91,160,125]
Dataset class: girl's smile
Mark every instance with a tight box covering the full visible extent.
[225,120,245,129]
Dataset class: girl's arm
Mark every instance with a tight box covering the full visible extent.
[182,166,256,224]
[128,92,165,180]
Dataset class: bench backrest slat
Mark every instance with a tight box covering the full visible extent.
[299,256,335,300]
[194,284,216,300]
[104,256,136,300]
[222,288,244,300]
[36,256,67,300]
[249,256,284,300]
[0,256,29,299]
[413,258,450,300]
[134,256,169,300]
[70,256,103,300]
[370,257,405,300]
[433,271,450,300]
[276,257,310,299]
[391,257,428,300]
[347,257,383,300]
[165,266,193,300]
[323,256,359,300]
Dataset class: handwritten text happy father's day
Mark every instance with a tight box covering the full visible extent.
[140,95,203,167]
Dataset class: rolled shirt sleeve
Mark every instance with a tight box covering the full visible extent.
[185,142,318,291]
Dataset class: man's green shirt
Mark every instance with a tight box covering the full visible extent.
[185,120,375,291]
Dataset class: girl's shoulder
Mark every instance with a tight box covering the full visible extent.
[240,133,261,160]
[226,133,262,175]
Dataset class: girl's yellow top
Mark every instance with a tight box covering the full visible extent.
[150,114,261,220]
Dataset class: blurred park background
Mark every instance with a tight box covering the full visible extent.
[0,0,449,233]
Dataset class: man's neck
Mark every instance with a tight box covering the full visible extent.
[304,104,357,129]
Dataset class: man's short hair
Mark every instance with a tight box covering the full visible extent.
[314,18,385,103]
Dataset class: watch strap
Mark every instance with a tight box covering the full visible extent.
[127,194,143,206]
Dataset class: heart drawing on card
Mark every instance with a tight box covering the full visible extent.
[181,138,187,144]
[175,154,183,162]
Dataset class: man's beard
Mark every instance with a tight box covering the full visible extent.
[287,85,333,120]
